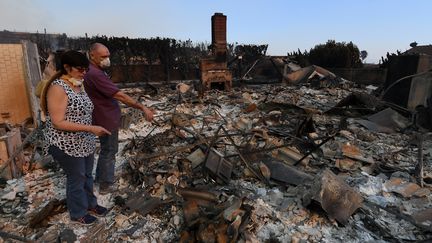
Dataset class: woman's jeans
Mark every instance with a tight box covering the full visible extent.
[49,146,97,219]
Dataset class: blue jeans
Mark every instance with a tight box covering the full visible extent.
[96,130,118,186]
[49,146,97,219]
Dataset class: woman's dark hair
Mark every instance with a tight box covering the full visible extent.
[59,50,89,75]
[40,50,89,114]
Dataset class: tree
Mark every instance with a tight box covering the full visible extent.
[287,49,310,67]
[410,42,418,48]
[379,51,401,68]
[234,44,268,63]
[308,40,363,68]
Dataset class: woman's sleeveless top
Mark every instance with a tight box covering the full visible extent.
[44,79,96,157]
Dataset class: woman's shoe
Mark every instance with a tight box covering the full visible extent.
[71,214,97,225]
[88,205,108,217]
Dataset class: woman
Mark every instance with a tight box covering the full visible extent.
[44,50,110,225]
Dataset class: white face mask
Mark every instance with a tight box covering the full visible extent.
[100,57,111,68]
[69,78,83,87]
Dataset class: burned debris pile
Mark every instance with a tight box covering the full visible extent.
[1,78,432,242]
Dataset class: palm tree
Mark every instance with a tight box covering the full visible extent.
[360,50,368,63]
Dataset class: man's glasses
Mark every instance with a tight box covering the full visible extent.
[73,66,89,73]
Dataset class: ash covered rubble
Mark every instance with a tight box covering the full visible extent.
[1,80,432,242]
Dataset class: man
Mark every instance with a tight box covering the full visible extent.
[84,43,154,194]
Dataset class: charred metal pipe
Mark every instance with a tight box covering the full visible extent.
[178,188,218,202]
[380,70,432,100]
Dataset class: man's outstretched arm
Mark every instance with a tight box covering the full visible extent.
[113,91,154,122]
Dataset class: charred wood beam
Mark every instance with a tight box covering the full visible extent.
[28,198,65,228]
[415,133,424,187]
[0,230,34,243]
[0,126,40,174]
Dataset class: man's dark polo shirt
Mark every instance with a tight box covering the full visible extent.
[84,63,121,132]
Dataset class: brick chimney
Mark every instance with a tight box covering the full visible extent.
[199,13,232,93]
[211,13,227,60]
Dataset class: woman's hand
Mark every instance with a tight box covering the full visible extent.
[89,125,111,136]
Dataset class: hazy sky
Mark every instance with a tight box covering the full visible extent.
[1,0,431,63]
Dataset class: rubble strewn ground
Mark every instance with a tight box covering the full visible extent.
[1,80,432,242]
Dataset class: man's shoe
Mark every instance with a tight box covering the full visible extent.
[88,205,108,217]
[99,183,115,195]
[71,214,97,225]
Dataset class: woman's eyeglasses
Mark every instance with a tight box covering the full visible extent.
[73,66,89,73]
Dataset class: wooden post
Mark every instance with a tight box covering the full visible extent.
[0,128,24,179]
[22,40,43,127]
